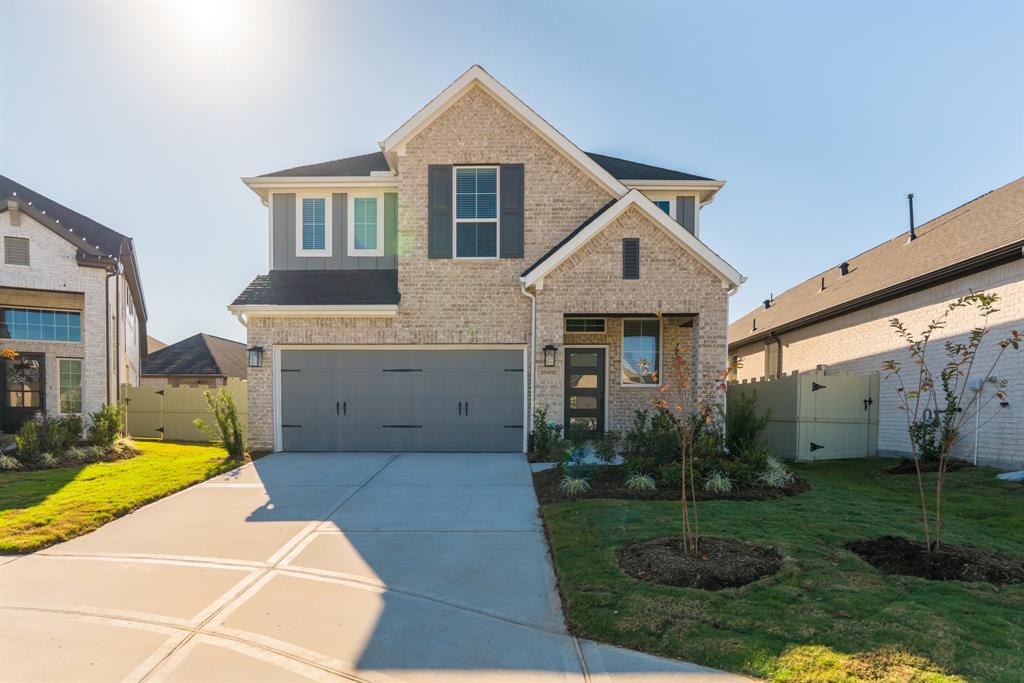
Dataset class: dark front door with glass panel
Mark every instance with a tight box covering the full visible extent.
[564,348,605,439]
[2,353,45,433]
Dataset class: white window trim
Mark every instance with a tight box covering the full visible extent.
[564,318,606,334]
[453,165,500,260]
[57,357,83,415]
[347,191,385,257]
[621,317,663,387]
[295,193,333,257]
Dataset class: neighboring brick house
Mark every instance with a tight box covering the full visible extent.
[729,179,1024,467]
[230,66,743,453]
[0,175,148,433]
[141,333,247,388]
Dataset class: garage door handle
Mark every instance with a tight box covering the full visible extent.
[458,401,462,415]
[336,401,340,416]
[465,401,469,416]
[343,401,347,416]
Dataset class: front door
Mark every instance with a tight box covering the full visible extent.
[2,353,45,433]
[564,348,605,439]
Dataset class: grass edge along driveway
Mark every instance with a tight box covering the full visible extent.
[0,441,237,554]
[540,458,1024,683]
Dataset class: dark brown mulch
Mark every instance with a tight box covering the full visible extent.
[883,458,974,475]
[531,464,810,505]
[846,536,1024,585]
[617,536,783,590]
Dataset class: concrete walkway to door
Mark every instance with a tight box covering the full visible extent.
[1,451,751,682]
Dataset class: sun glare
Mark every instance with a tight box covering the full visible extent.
[174,0,236,42]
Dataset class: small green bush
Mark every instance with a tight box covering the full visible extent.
[593,430,621,464]
[44,415,82,453]
[194,389,245,457]
[623,408,682,472]
[559,476,591,497]
[703,470,733,494]
[562,444,599,481]
[37,452,58,468]
[0,453,21,470]
[758,455,796,488]
[625,472,656,492]
[15,419,42,458]
[908,419,943,462]
[725,391,770,455]
[529,406,562,457]
[88,404,122,448]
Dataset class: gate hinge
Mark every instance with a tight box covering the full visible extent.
[810,442,824,452]
[811,382,827,392]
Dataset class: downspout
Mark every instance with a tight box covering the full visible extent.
[115,263,122,402]
[104,266,117,404]
[519,282,536,435]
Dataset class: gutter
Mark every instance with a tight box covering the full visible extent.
[730,239,1024,350]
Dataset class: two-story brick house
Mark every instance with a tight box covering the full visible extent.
[231,66,743,453]
[0,176,147,433]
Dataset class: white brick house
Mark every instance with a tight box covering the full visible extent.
[230,66,744,453]
[0,176,147,432]
[729,179,1024,468]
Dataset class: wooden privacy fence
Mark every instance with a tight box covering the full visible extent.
[123,379,247,442]
[728,371,879,461]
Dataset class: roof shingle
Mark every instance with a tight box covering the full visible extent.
[231,270,400,307]
[142,333,247,379]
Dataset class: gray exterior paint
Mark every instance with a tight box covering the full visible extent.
[271,192,397,270]
[280,348,524,452]
[676,196,696,235]
[428,165,453,259]
[499,163,524,258]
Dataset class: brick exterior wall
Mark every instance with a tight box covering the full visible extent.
[244,86,731,451]
[731,260,1024,467]
[0,212,110,422]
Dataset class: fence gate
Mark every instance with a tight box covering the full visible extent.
[122,379,247,442]
[728,371,879,461]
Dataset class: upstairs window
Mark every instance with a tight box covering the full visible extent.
[296,195,332,256]
[622,318,660,385]
[1,307,81,342]
[348,194,383,256]
[653,199,672,216]
[59,359,83,414]
[454,166,498,258]
[4,236,29,266]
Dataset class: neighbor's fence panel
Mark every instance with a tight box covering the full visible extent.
[728,371,879,461]
[123,379,247,442]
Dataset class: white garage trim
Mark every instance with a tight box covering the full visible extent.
[272,344,528,453]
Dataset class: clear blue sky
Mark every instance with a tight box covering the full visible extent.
[2,1,1021,344]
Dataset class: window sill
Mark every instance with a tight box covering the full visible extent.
[348,249,383,258]
[296,249,332,258]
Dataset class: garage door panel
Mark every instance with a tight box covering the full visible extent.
[279,349,523,452]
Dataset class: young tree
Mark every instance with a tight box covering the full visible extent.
[884,291,1021,552]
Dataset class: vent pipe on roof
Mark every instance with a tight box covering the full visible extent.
[751,317,757,332]
[907,193,917,241]
[763,293,773,309]
[819,277,826,292]
[839,262,849,276]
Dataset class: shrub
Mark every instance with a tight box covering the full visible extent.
[88,404,122,448]
[625,472,656,492]
[43,415,82,454]
[15,419,42,459]
[703,470,733,494]
[623,408,681,472]
[37,452,59,468]
[593,430,621,464]
[908,419,943,462]
[194,389,245,457]
[110,437,141,460]
[656,463,682,487]
[725,391,771,454]
[559,476,591,497]
[562,444,599,481]
[530,407,561,456]
[60,446,90,466]
[758,456,796,488]
[0,453,21,470]
[547,437,573,465]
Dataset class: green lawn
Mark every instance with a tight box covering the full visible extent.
[541,459,1024,683]
[0,441,239,553]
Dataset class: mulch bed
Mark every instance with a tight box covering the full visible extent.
[846,536,1024,585]
[532,464,809,505]
[617,536,783,590]
[883,458,974,475]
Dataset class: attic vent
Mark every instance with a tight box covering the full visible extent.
[622,238,640,280]
[839,262,849,276]
[4,236,29,266]
[763,299,771,310]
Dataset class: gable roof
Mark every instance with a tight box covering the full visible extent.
[381,65,627,197]
[142,333,247,379]
[584,153,714,182]
[729,177,1024,348]
[521,189,744,289]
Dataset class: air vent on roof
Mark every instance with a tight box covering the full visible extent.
[751,317,757,332]
[839,262,849,276]
[907,193,917,241]
[819,277,826,292]
[763,299,771,310]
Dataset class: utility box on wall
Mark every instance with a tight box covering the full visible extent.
[728,371,879,461]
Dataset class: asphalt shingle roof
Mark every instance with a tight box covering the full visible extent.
[729,178,1024,348]
[142,333,247,379]
[231,270,400,307]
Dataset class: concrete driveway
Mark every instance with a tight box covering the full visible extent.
[1,451,749,682]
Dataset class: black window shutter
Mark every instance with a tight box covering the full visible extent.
[428,165,453,258]
[676,196,696,235]
[499,164,524,258]
[622,238,640,279]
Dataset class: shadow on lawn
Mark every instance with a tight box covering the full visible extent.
[0,465,86,513]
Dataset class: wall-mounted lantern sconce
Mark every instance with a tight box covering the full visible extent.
[543,344,558,367]
[247,346,264,368]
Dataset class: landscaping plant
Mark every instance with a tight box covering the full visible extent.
[884,291,1021,551]
[625,472,656,492]
[88,404,122,448]
[194,389,246,457]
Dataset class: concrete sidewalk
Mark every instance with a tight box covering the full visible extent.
[1,451,751,682]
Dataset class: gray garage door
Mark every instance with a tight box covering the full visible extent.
[280,349,524,452]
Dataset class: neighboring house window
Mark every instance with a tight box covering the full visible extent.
[4,236,29,266]
[348,193,383,257]
[126,293,137,339]
[296,195,332,256]
[653,199,672,217]
[765,340,780,378]
[0,307,81,342]
[565,318,606,334]
[59,359,82,414]
[622,318,660,385]
[454,166,498,258]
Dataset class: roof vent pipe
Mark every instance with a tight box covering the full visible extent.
[839,262,849,276]
[751,317,757,332]
[907,193,917,241]
[819,277,826,292]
